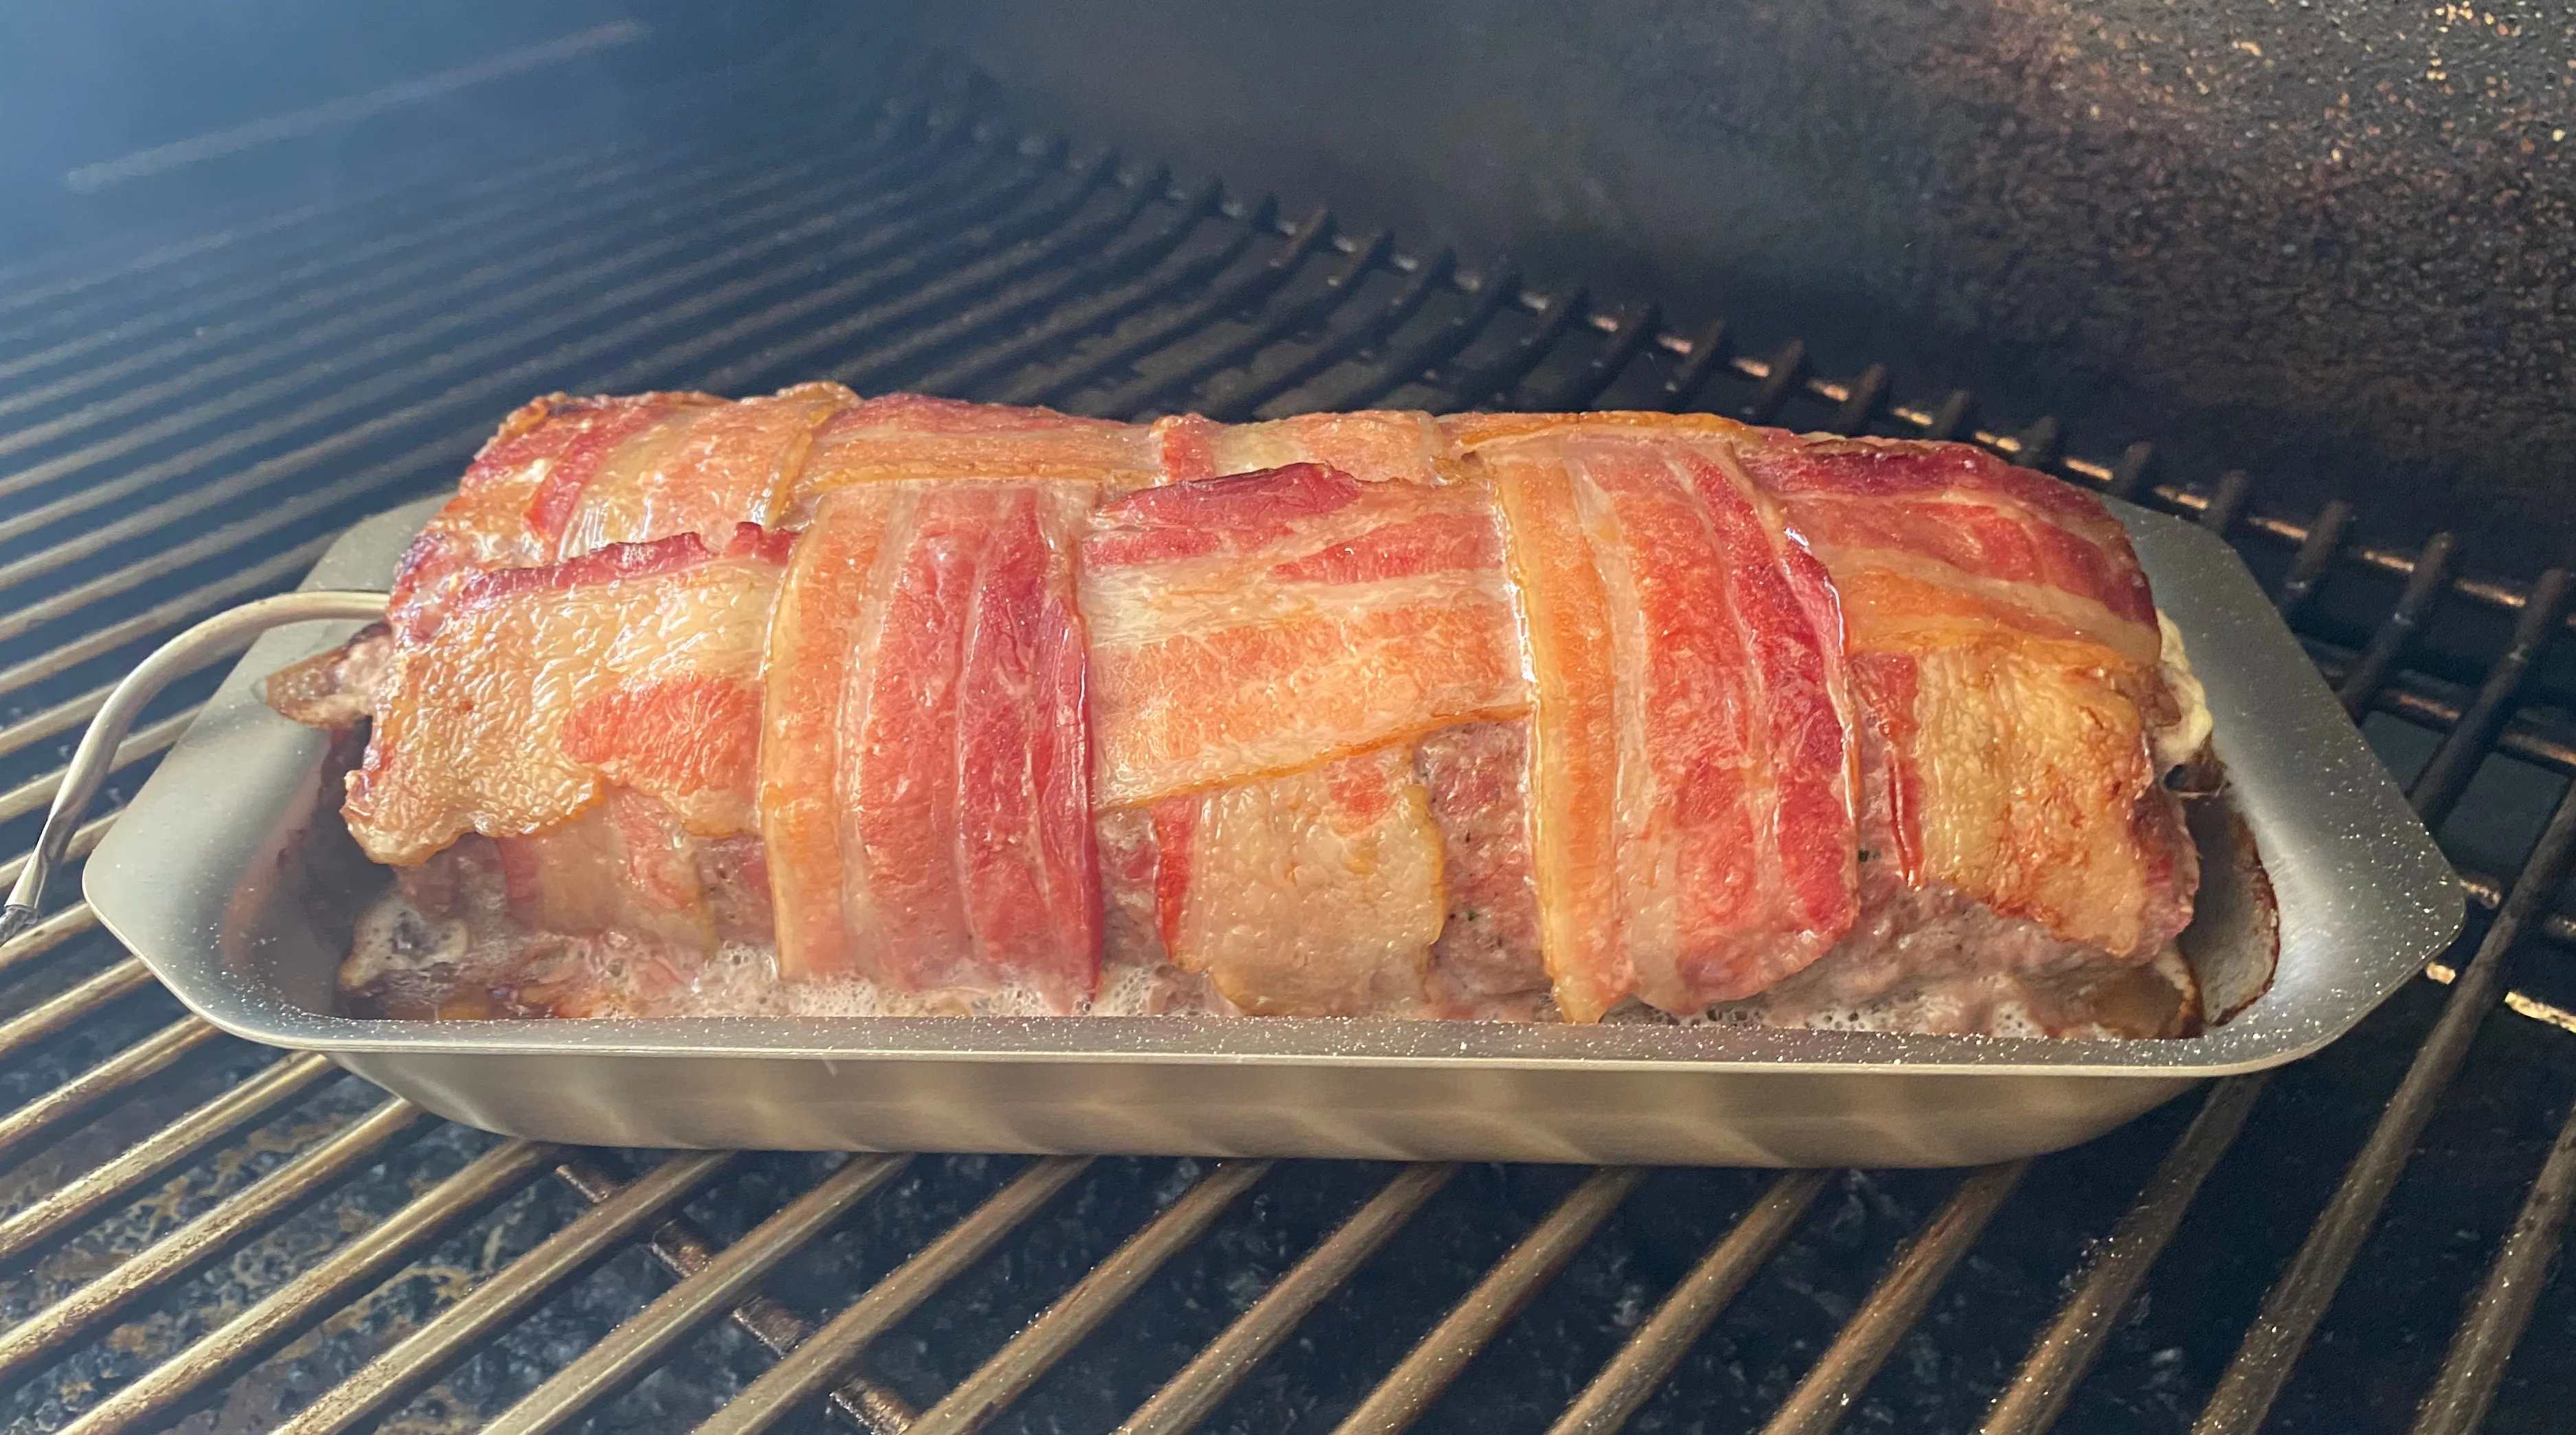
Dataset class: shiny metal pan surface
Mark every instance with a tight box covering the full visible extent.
[79,493,2462,1166]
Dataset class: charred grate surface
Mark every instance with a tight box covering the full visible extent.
[3,35,2575,1435]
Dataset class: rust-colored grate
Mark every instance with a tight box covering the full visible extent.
[3,40,2574,1435]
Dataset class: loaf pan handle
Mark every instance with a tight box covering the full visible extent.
[0,589,390,946]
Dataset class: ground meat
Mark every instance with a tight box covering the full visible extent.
[1094,805,1165,969]
[1699,862,2197,1039]
[697,836,776,945]
[262,624,394,727]
[1414,722,1551,1017]
[343,720,2213,1037]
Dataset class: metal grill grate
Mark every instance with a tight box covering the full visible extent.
[5,43,2576,1435]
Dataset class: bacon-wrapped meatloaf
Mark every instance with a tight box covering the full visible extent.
[272,389,2217,1037]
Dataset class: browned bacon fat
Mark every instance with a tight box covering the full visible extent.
[277,390,2208,1035]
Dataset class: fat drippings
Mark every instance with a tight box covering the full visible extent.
[344,880,2193,1038]
[348,884,1232,1019]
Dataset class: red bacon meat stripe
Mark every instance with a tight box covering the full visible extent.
[1479,429,1859,1017]
[760,482,1100,1006]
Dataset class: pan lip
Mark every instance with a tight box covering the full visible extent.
[84,488,2466,1084]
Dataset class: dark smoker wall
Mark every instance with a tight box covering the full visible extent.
[916,0,2576,577]
[8,2,2568,572]
[0,1,809,262]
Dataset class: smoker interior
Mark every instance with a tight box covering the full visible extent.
[3,21,2575,1435]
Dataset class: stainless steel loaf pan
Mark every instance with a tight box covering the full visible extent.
[78,493,2463,1166]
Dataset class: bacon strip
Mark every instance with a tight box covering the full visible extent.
[551,384,849,558]
[387,392,721,641]
[1726,432,2193,960]
[1480,431,1858,1016]
[348,527,782,867]
[760,482,1100,1004]
[788,394,1157,511]
[1736,433,2159,662]
[1079,463,1530,806]
[955,488,1102,1004]
[1151,743,1447,1016]
[1153,411,1455,486]
[759,486,908,980]
[1485,449,1630,1021]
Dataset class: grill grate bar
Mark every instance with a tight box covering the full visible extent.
[1915,389,1977,442]
[2362,670,2576,780]
[2191,779,2576,1434]
[1332,1167,1647,1435]
[0,950,154,1061]
[1963,498,2559,1427]
[1743,340,1812,427]
[0,142,618,348]
[997,203,1333,409]
[1300,246,2576,638]
[0,120,952,541]
[0,155,1239,675]
[0,43,847,348]
[2423,949,2576,1037]
[0,443,429,637]
[0,145,742,441]
[834,170,1217,393]
[0,1096,428,1389]
[2336,532,2461,719]
[2408,1089,2576,1435]
[0,1050,335,1267]
[1442,287,1592,414]
[908,187,1263,398]
[273,1151,741,1435]
[488,1154,916,1435]
[0,901,100,981]
[1827,363,1890,436]
[907,1160,1277,1435]
[10,54,2576,1434]
[554,1154,924,1434]
[1103,226,1401,421]
[0,195,346,324]
[1977,1077,2272,1435]
[0,704,196,825]
[2271,499,2354,623]
[569,139,1114,398]
[2408,565,2576,826]
[1537,300,1663,412]
[831,160,2576,645]
[0,535,332,700]
[697,1157,1093,1435]
[1653,319,1732,411]
[0,1014,219,1168]
[1547,1171,1833,1435]
[687,145,1131,395]
[1757,1162,2030,1435]
[2195,469,2252,539]
[0,671,236,765]
[1285,253,1502,417]
[0,144,1037,677]
[1117,1163,1459,1435]
[0,143,1059,683]
[2013,416,2065,474]
[56,1138,555,1435]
